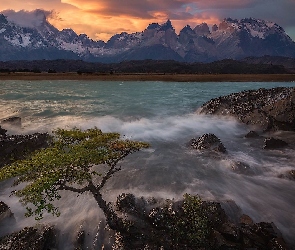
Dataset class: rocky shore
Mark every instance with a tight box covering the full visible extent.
[0,194,289,249]
[0,86,295,249]
[0,118,50,168]
[198,87,295,132]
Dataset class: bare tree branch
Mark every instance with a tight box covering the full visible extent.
[97,163,121,190]
[58,184,90,193]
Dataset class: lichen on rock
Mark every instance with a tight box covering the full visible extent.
[199,87,295,132]
[191,133,227,153]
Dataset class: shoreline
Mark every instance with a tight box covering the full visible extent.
[1,73,295,82]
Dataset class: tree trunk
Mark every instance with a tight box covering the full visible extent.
[89,183,126,231]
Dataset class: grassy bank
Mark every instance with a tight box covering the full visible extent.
[1,72,295,82]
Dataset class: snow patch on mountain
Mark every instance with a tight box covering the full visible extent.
[0,13,294,62]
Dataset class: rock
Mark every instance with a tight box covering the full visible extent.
[230,161,253,175]
[240,214,254,225]
[220,222,241,242]
[248,222,287,249]
[113,194,289,249]
[263,137,288,149]
[116,193,137,214]
[268,237,289,250]
[0,132,51,167]
[245,130,260,138]
[199,87,295,132]
[191,133,227,153]
[0,225,57,250]
[287,170,295,180]
[0,201,13,223]
[116,193,154,218]
[74,228,85,250]
[278,169,295,181]
[211,230,227,248]
[1,117,21,128]
[0,126,7,136]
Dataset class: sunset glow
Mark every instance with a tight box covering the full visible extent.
[1,0,295,41]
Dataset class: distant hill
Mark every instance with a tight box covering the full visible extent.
[0,57,290,74]
[242,56,295,73]
[1,13,295,62]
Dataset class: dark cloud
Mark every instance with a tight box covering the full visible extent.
[83,0,191,19]
[1,9,57,28]
[77,0,295,29]
[206,0,295,32]
[1,0,294,40]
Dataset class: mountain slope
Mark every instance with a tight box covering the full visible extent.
[0,13,295,62]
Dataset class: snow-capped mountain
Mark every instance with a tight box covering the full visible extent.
[208,18,295,60]
[0,13,104,60]
[0,13,295,62]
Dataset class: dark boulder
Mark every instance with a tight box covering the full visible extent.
[113,194,289,249]
[288,169,295,180]
[0,225,57,250]
[116,193,137,214]
[0,201,13,223]
[239,214,254,225]
[263,137,288,149]
[74,229,85,250]
[0,126,6,136]
[238,222,288,250]
[245,130,260,138]
[199,87,295,132]
[191,133,227,153]
[1,117,21,128]
[114,194,212,249]
[230,161,253,175]
[278,169,295,181]
[0,132,51,167]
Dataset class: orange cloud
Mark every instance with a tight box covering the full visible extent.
[62,0,105,11]
[1,0,295,41]
[1,0,76,12]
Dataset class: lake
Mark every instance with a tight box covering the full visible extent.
[1,80,295,248]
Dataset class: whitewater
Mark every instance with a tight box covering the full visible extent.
[0,80,295,248]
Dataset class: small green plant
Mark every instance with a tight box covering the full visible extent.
[0,127,149,227]
[147,194,210,248]
[175,194,209,247]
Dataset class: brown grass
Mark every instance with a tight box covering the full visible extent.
[1,72,295,82]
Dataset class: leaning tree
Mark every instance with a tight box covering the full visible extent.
[0,127,149,229]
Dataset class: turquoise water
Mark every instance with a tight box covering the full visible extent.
[1,80,295,122]
[1,80,295,247]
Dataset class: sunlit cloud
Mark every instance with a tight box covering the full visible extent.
[1,0,295,41]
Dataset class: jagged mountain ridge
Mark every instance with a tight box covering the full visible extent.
[0,14,295,62]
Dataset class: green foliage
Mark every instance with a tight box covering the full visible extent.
[148,194,209,248]
[176,194,209,246]
[0,127,149,220]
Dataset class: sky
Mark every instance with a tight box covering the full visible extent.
[1,0,295,42]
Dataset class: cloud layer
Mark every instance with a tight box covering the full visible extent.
[1,9,56,28]
[1,0,295,41]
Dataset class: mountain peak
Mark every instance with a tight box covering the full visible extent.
[147,22,161,30]
[218,17,287,39]
[61,28,77,36]
[0,14,8,24]
[0,14,294,62]
[159,19,174,31]
[212,24,218,32]
[224,17,238,23]
[194,23,210,36]
[180,25,193,33]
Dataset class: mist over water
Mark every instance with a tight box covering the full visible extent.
[1,80,295,248]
